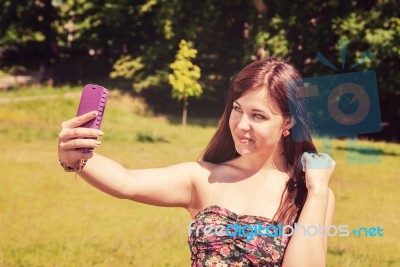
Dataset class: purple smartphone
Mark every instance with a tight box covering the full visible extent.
[76,84,108,153]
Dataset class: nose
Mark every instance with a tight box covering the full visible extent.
[237,114,251,131]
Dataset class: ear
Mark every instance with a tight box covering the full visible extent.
[285,116,296,130]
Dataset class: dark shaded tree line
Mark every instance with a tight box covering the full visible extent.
[0,0,399,140]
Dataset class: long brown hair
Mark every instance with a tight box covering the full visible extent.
[201,58,317,225]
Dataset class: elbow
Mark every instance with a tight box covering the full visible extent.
[115,192,131,200]
[115,188,135,200]
[113,176,137,200]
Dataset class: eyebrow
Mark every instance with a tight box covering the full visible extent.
[234,100,268,114]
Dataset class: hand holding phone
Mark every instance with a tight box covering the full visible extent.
[76,84,108,153]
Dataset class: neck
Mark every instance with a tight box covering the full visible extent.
[237,140,288,174]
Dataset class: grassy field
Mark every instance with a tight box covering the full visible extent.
[0,87,399,267]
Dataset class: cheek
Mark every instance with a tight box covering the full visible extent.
[257,124,284,144]
[269,124,285,141]
[229,111,238,129]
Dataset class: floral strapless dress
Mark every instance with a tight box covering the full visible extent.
[188,205,290,267]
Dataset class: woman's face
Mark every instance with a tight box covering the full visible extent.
[229,88,287,157]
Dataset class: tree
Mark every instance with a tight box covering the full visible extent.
[168,40,202,126]
[1,0,399,140]
[0,0,58,66]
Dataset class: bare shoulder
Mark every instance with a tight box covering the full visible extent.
[166,161,221,182]
[186,161,226,215]
[191,160,239,180]
[172,161,215,174]
[154,160,225,182]
[189,160,219,179]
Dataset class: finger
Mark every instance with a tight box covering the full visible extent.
[59,127,103,141]
[60,138,101,151]
[309,153,334,169]
[320,154,334,168]
[301,152,314,162]
[317,153,330,159]
[61,111,98,129]
[300,153,306,172]
[300,152,313,172]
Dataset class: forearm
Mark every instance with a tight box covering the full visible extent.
[282,189,329,267]
[76,153,133,199]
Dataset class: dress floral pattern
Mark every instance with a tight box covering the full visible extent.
[188,205,290,267]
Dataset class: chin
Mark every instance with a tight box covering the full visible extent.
[234,145,255,156]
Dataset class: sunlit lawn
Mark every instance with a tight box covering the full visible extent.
[0,87,399,266]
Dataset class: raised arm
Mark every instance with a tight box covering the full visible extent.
[282,152,336,267]
[58,111,195,208]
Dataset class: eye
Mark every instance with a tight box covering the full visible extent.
[253,114,266,120]
[233,105,242,112]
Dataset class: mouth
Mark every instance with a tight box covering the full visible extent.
[236,134,254,144]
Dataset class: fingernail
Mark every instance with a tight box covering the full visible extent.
[92,111,97,117]
[98,130,104,136]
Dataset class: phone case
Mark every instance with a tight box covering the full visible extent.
[76,84,108,153]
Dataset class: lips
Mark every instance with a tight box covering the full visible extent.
[236,134,254,143]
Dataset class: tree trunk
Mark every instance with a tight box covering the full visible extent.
[182,99,188,127]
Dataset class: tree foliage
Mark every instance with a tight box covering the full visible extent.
[169,40,202,126]
[0,0,399,139]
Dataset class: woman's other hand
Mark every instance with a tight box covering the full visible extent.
[301,152,335,193]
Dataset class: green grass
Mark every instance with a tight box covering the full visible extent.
[0,85,79,97]
[0,87,399,266]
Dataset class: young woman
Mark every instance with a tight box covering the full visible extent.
[58,58,335,267]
